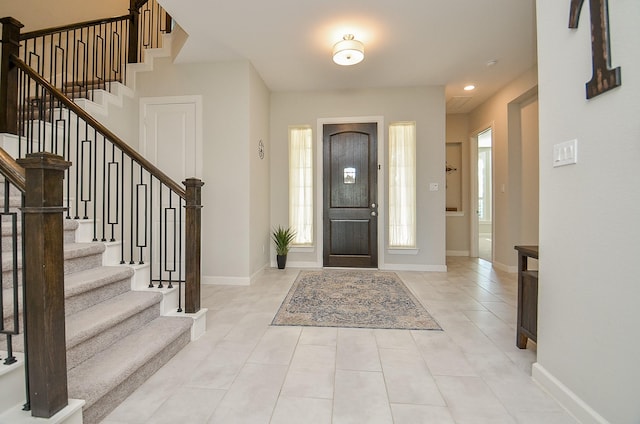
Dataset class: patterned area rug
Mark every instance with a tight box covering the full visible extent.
[272,270,441,330]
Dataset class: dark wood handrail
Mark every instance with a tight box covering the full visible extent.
[0,146,26,191]
[20,15,130,40]
[134,0,151,10]
[10,55,186,198]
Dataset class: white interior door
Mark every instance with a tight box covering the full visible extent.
[139,96,202,282]
[140,96,202,182]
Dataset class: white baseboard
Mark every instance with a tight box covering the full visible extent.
[491,260,517,273]
[271,261,448,272]
[532,363,610,424]
[283,261,322,268]
[202,275,250,286]
[446,250,469,257]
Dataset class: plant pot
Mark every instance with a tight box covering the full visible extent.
[276,254,287,269]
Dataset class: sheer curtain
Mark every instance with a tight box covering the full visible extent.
[388,122,416,247]
[289,127,313,245]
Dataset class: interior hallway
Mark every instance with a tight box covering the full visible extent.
[103,258,576,424]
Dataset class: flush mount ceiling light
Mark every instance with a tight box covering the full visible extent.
[464,84,476,91]
[332,34,364,66]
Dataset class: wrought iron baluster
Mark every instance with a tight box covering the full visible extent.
[157,183,163,288]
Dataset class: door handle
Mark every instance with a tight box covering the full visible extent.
[371,211,377,217]
[371,203,377,208]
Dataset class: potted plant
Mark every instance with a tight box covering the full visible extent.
[272,226,296,269]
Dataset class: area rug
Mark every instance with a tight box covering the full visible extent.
[271,270,441,330]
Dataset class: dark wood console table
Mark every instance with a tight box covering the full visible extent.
[514,245,538,348]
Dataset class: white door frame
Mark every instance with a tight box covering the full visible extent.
[315,116,385,268]
[469,122,495,260]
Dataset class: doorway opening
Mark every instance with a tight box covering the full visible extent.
[474,127,493,261]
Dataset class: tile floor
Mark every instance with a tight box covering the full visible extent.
[102,257,577,424]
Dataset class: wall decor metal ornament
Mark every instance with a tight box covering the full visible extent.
[569,0,621,99]
[258,139,264,159]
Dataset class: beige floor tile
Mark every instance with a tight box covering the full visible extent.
[435,375,517,423]
[247,326,301,365]
[289,344,336,371]
[336,328,382,371]
[222,312,274,345]
[465,353,564,414]
[186,340,255,390]
[379,347,446,406]
[390,404,456,424]
[147,387,225,424]
[374,328,417,349]
[412,331,477,377]
[280,367,334,399]
[270,397,333,424]
[299,326,338,346]
[515,411,579,423]
[207,363,288,423]
[333,370,393,424]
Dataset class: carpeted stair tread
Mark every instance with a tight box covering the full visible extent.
[2,260,128,320]
[68,315,192,410]
[65,266,134,298]
[64,266,135,316]
[2,218,78,250]
[65,290,162,351]
[1,242,104,268]
[63,242,106,259]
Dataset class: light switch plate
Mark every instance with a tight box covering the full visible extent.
[429,183,439,191]
[553,139,578,167]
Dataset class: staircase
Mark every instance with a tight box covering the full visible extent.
[0,3,206,423]
[0,182,194,423]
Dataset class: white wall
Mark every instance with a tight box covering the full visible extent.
[535,1,640,423]
[468,69,538,270]
[270,86,446,270]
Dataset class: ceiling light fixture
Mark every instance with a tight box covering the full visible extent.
[333,34,364,66]
[464,84,476,91]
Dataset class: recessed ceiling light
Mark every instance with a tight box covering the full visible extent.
[464,85,476,91]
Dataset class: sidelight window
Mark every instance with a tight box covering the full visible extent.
[388,122,416,248]
[289,126,313,245]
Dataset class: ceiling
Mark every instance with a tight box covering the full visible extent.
[159,0,538,114]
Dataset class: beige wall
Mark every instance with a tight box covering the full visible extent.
[519,96,539,245]
[270,87,446,270]
[468,68,538,270]
[445,114,470,254]
[535,1,640,422]
[248,65,271,277]
[2,0,129,32]
[134,57,257,283]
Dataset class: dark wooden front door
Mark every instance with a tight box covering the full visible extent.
[323,123,378,267]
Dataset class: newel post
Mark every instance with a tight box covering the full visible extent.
[18,153,71,418]
[184,178,204,313]
[0,17,23,134]
[127,0,141,63]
